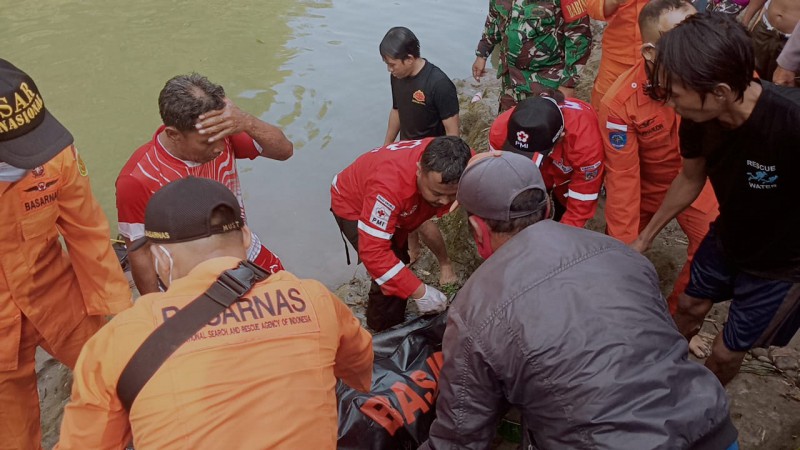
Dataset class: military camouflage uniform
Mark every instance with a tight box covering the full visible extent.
[476,0,592,110]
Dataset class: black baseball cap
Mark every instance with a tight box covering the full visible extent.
[128,177,244,251]
[0,59,74,169]
[503,96,564,159]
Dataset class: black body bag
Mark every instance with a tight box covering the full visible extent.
[337,311,448,450]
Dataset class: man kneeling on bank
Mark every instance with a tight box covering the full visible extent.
[420,152,737,450]
[56,177,373,449]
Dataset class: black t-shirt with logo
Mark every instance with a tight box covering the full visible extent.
[680,81,800,281]
[391,60,459,140]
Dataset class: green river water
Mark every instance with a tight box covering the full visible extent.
[1,0,487,286]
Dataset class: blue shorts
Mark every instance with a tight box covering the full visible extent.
[685,228,800,352]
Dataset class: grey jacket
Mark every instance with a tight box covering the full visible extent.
[420,220,736,450]
[777,21,800,73]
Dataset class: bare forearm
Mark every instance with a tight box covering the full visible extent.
[246,116,293,160]
[442,115,460,137]
[384,109,401,145]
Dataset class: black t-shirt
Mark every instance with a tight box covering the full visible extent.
[391,60,459,140]
[680,81,800,281]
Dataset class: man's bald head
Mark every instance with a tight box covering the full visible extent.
[639,0,696,45]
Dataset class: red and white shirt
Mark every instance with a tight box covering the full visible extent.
[330,138,450,298]
[489,98,604,228]
[116,126,283,272]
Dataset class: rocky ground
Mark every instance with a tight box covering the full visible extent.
[36,24,799,450]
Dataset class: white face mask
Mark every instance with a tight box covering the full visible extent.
[154,244,174,288]
[0,162,29,182]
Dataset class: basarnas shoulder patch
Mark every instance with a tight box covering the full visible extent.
[609,131,626,150]
[77,153,88,177]
[71,145,88,176]
[369,194,395,230]
[606,117,628,151]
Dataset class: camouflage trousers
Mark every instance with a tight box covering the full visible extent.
[499,67,561,112]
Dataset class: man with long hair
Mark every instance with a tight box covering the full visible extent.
[633,13,800,385]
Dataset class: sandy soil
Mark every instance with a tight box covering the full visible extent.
[36,22,798,449]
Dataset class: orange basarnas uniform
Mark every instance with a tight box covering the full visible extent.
[56,259,373,450]
[587,0,648,108]
[0,146,131,449]
[599,60,719,313]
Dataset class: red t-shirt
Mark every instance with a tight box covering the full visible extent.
[115,127,276,266]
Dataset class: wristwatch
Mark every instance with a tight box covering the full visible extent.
[475,49,490,59]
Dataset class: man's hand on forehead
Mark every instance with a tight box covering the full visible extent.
[195,97,251,143]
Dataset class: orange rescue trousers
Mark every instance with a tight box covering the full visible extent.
[0,314,105,450]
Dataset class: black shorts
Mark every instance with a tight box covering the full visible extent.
[685,228,800,351]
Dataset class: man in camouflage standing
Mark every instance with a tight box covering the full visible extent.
[472,0,592,111]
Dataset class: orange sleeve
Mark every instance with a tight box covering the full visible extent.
[586,0,608,21]
[56,147,132,315]
[55,325,132,450]
[325,284,373,392]
[598,102,642,244]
